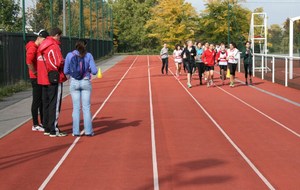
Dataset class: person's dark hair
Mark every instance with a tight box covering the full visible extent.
[245,41,251,45]
[50,27,62,36]
[175,44,181,50]
[196,42,202,46]
[230,42,237,48]
[75,39,87,57]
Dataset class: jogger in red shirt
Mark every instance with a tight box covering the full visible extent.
[202,44,216,87]
[26,29,48,132]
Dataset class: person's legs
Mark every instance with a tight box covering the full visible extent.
[31,79,42,127]
[210,69,214,85]
[70,79,81,135]
[81,80,93,135]
[161,59,166,74]
[175,62,179,76]
[196,63,202,84]
[165,58,169,74]
[244,63,249,84]
[248,63,253,85]
[231,64,237,87]
[48,84,58,136]
[42,85,50,134]
[178,63,182,74]
[54,83,63,132]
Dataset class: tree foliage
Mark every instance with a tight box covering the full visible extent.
[145,0,199,47]
[111,0,157,52]
[198,0,251,48]
[0,0,22,32]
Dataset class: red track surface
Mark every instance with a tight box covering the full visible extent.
[0,55,300,190]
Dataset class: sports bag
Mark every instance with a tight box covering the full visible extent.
[69,53,86,80]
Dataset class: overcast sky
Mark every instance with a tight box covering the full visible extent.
[186,0,300,26]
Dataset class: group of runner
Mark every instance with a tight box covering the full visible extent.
[160,40,254,88]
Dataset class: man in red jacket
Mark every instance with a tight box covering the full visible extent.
[26,29,49,132]
[37,27,67,137]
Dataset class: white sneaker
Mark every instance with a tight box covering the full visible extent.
[32,125,45,132]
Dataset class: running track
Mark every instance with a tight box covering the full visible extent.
[0,55,300,190]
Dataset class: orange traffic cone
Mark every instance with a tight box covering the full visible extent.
[97,68,102,78]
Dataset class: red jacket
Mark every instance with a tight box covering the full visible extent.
[202,49,215,66]
[37,37,67,85]
[26,41,38,79]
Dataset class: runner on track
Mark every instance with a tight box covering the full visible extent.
[202,43,216,87]
[160,43,169,75]
[181,40,196,88]
[195,42,205,85]
[241,41,253,85]
[216,43,228,85]
[227,42,239,87]
[173,44,183,79]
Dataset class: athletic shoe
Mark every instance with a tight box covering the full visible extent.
[49,132,68,137]
[72,134,80,137]
[250,79,253,85]
[245,80,248,85]
[230,82,235,87]
[85,133,94,137]
[207,82,210,88]
[187,83,192,88]
[44,132,50,136]
[32,125,45,132]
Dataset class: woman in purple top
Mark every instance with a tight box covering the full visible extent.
[64,39,98,136]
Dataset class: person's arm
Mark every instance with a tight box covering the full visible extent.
[26,46,37,75]
[88,53,98,75]
[63,53,72,75]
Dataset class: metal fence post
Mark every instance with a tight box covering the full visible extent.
[261,55,264,80]
[285,58,288,87]
[22,0,27,81]
[272,56,275,83]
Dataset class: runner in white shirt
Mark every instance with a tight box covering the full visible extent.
[173,44,183,78]
[227,42,239,87]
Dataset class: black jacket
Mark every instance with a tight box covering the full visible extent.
[181,46,197,61]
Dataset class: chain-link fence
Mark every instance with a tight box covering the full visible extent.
[0,0,113,86]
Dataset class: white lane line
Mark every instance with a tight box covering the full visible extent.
[167,67,276,190]
[217,86,300,138]
[147,56,160,190]
[38,56,139,190]
[213,70,300,107]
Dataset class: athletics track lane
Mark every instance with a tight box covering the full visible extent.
[143,56,268,190]
[166,56,300,189]
[43,55,155,189]
[0,56,137,190]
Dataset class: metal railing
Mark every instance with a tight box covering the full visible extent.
[238,53,300,87]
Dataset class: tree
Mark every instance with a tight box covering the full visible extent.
[268,24,283,53]
[28,0,63,32]
[199,0,251,48]
[111,0,157,52]
[145,0,199,47]
[0,0,22,32]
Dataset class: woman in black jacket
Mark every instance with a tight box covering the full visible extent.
[181,40,197,88]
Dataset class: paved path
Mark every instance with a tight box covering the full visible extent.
[0,55,126,138]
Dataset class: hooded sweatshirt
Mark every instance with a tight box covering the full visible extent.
[37,36,67,85]
[64,50,98,79]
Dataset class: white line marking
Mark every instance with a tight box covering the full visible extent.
[217,86,300,138]
[166,66,276,190]
[214,70,300,107]
[38,56,139,190]
[236,78,300,107]
[147,56,160,190]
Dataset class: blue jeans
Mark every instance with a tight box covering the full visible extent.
[70,78,93,135]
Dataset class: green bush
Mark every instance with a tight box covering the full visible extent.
[0,80,31,100]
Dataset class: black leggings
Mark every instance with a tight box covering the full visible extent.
[228,63,237,76]
[31,79,43,126]
[161,58,168,74]
[196,62,205,83]
[244,63,253,78]
[185,60,195,75]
